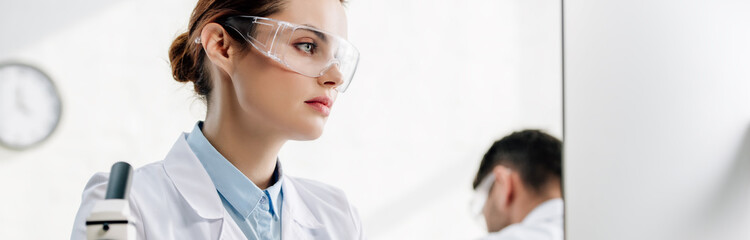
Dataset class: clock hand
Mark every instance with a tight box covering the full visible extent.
[15,87,29,116]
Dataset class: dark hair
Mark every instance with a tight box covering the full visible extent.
[168,0,347,100]
[472,130,562,193]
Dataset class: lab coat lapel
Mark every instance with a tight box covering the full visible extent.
[281,176,325,240]
[163,133,230,239]
[163,133,224,219]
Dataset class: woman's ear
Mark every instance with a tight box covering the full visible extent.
[200,23,234,75]
[492,165,514,207]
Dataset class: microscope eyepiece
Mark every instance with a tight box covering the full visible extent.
[104,162,133,200]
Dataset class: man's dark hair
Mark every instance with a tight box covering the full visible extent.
[472,130,562,193]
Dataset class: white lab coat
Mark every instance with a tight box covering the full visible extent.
[478,199,564,240]
[71,133,364,240]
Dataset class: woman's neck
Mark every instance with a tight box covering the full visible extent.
[202,116,285,190]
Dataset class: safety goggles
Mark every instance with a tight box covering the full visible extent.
[470,173,495,218]
[220,16,360,92]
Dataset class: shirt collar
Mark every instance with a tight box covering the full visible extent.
[186,121,283,218]
[523,198,564,224]
[265,169,283,218]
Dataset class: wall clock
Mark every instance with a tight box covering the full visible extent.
[0,63,62,150]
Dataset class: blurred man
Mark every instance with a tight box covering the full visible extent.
[472,130,563,240]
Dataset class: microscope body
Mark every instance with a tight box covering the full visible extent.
[86,162,136,240]
[86,199,136,240]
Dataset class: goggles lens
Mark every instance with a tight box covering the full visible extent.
[470,173,496,218]
[223,16,360,92]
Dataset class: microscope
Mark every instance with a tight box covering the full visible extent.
[85,162,136,240]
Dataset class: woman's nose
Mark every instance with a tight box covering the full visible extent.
[318,63,344,89]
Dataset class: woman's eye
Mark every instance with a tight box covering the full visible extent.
[295,42,316,54]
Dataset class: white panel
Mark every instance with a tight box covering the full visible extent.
[564,0,750,239]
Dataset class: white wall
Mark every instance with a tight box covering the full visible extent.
[0,0,561,239]
[564,0,750,239]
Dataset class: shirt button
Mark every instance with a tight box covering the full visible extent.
[260,197,266,203]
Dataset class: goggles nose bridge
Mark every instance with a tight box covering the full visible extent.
[318,59,342,77]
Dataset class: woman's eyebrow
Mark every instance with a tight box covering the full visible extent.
[301,24,328,43]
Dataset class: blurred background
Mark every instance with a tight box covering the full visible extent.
[0,0,562,239]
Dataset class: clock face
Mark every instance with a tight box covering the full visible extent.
[0,63,62,150]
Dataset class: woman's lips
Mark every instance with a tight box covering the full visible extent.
[304,96,333,116]
[305,101,331,116]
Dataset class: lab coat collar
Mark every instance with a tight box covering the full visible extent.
[522,198,564,224]
[281,176,324,230]
[164,133,324,233]
[186,122,284,219]
[163,133,225,219]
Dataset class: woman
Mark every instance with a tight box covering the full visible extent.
[71,0,363,239]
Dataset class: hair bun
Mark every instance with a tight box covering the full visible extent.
[168,32,196,83]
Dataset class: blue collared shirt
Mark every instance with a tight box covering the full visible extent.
[186,122,283,240]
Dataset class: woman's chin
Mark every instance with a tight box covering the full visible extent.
[291,132,323,141]
[288,124,325,141]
